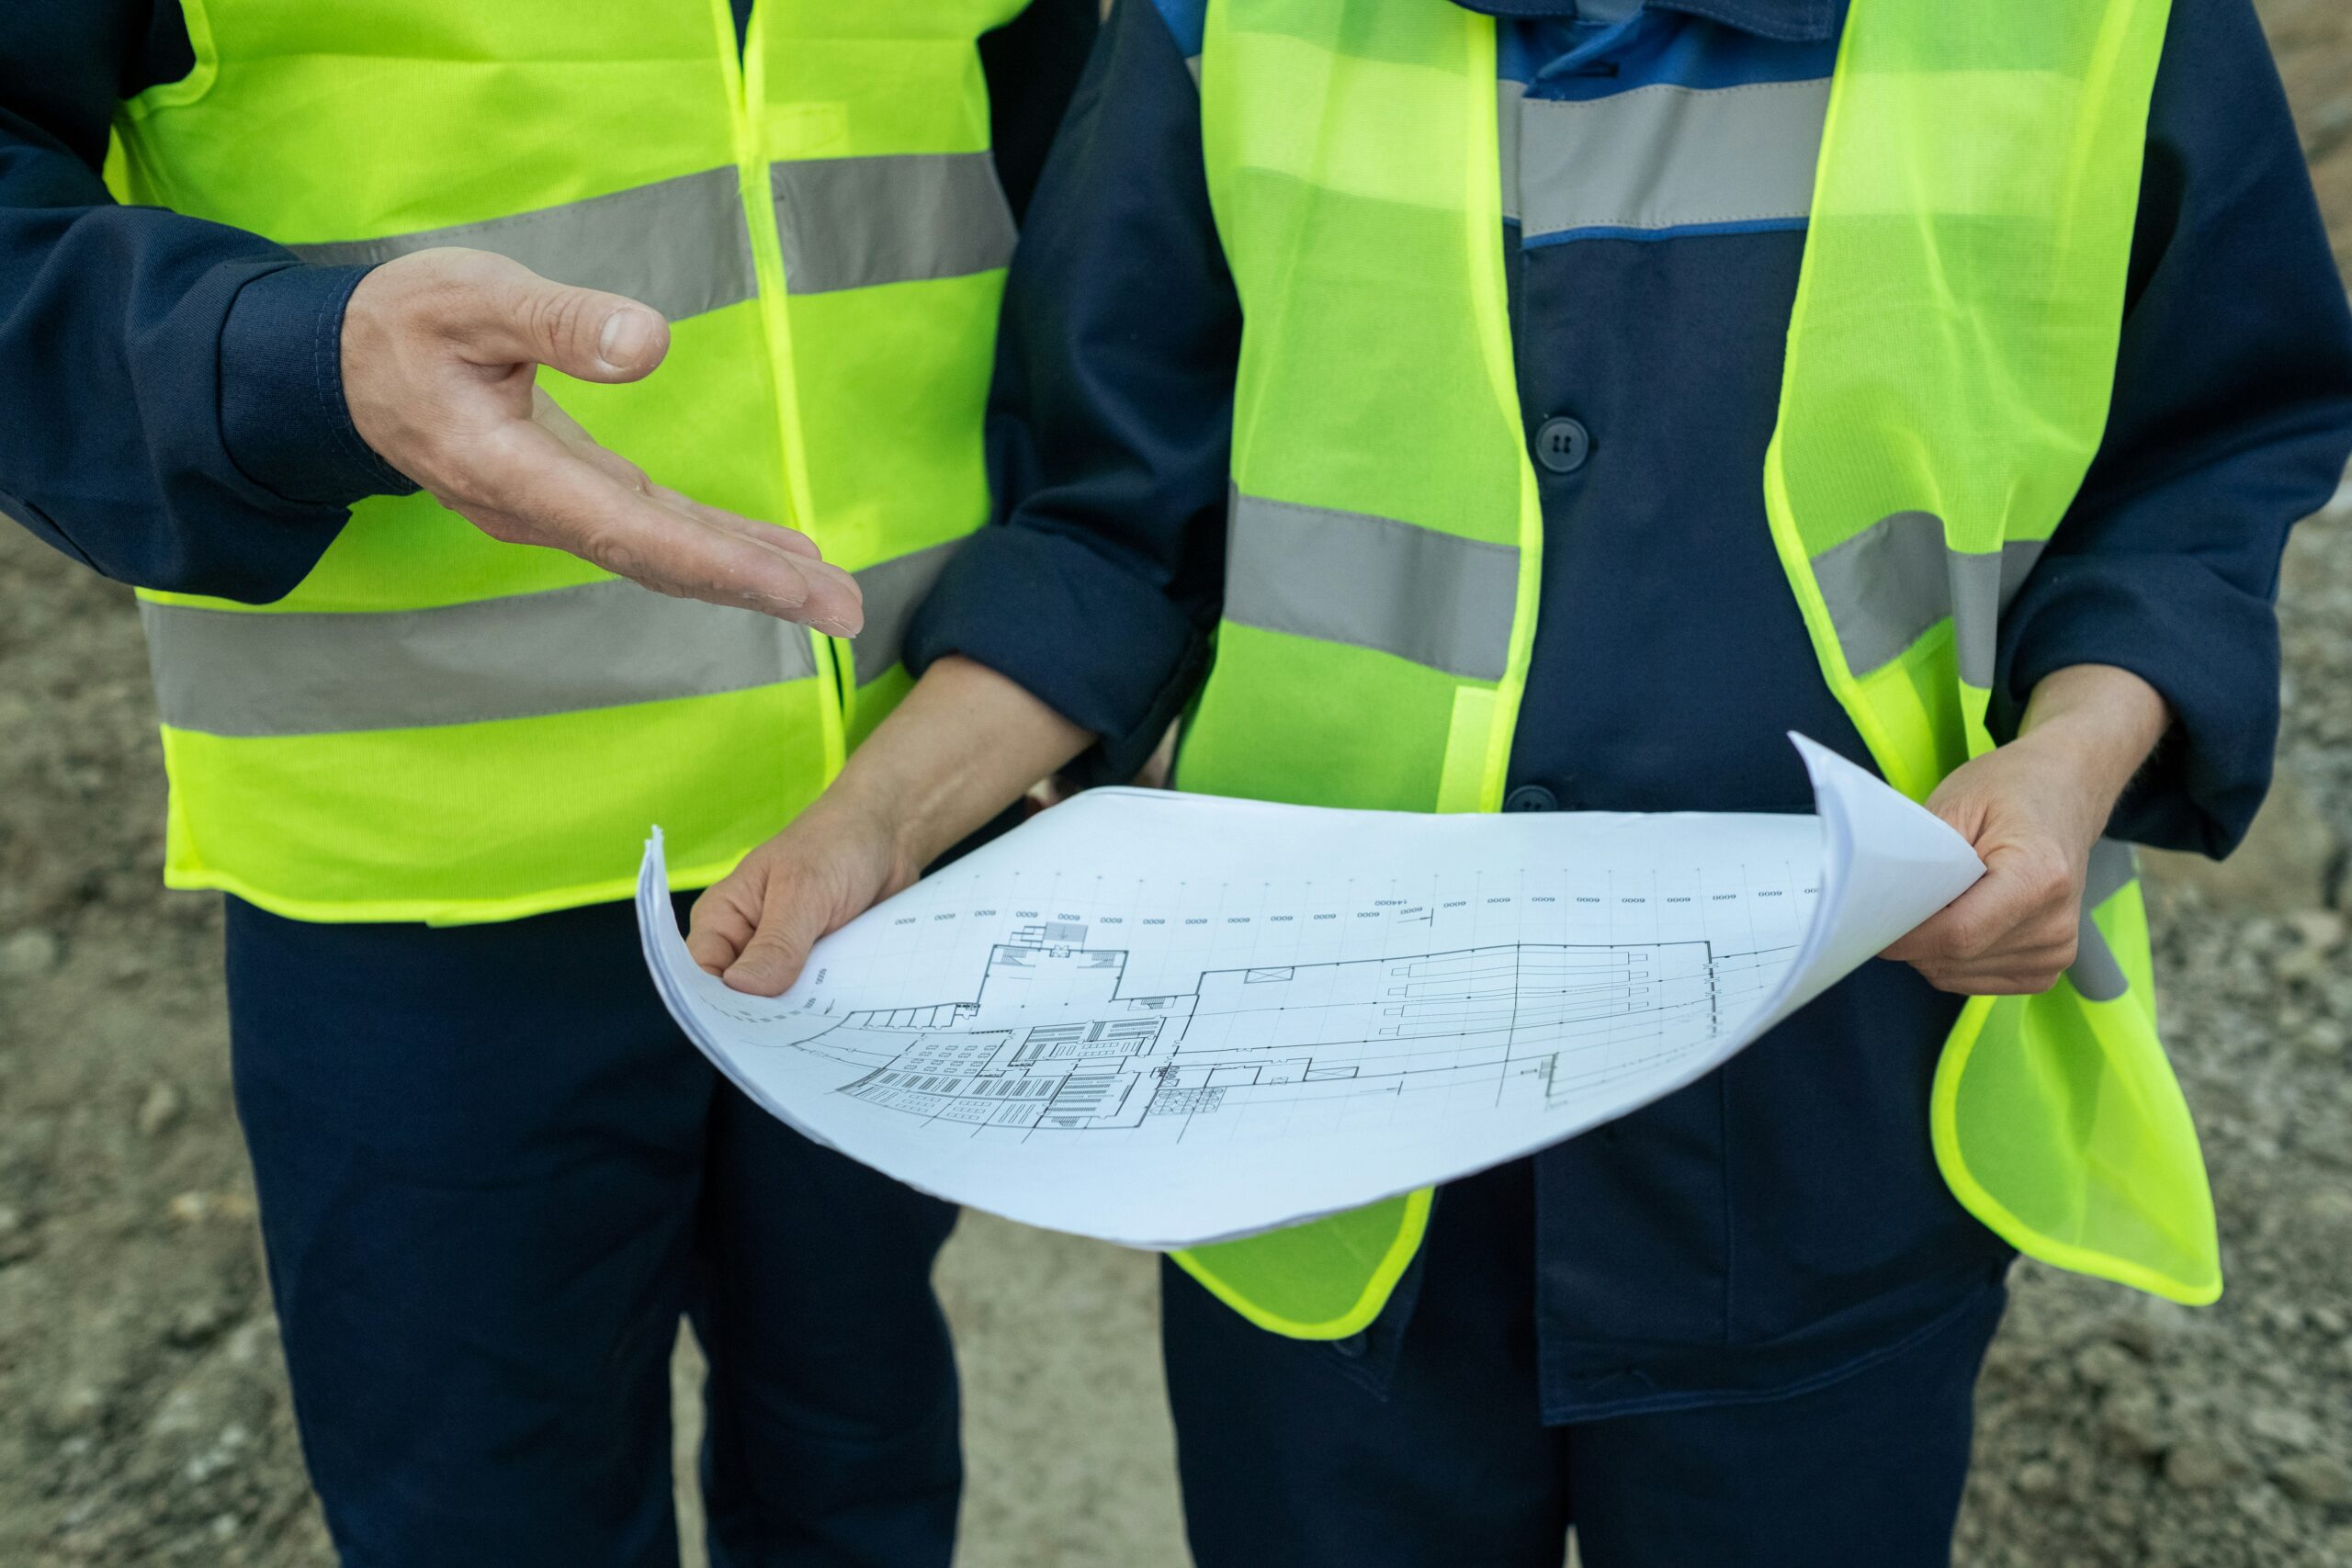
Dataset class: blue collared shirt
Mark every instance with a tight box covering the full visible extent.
[908,0,2352,1416]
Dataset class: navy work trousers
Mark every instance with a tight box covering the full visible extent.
[1164,1161,2006,1568]
[223,894,962,1568]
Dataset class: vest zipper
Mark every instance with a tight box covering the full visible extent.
[714,0,850,783]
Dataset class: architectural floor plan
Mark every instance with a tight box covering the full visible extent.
[823,929,1773,1141]
[640,737,1983,1247]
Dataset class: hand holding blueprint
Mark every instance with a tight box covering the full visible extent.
[637,736,1982,1249]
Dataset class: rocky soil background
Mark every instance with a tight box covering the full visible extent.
[3,7,2349,1564]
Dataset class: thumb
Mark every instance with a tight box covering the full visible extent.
[1918,765,1997,848]
[468,267,671,385]
[723,874,837,998]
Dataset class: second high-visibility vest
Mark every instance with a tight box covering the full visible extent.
[1171,0,2220,1337]
[108,0,1028,923]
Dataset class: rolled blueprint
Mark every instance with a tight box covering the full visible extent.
[637,735,1984,1248]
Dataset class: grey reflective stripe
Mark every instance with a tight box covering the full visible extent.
[771,153,1016,296]
[848,540,964,687]
[1498,81,1526,224]
[2069,927,2131,1004]
[2083,836,2138,912]
[2068,838,2140,1003]
[1225,492,1519,682]
[288,168,757,324]
[1809,512,2048,687]
[1515,79,1828,242]
[141,580,816,739]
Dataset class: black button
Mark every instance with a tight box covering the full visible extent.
[1503,784,1558,813]
[1534,416,1590,475]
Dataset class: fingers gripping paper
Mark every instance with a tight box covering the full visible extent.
[638,736,1983,1249]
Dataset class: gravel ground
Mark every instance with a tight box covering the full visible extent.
[3,9,2348,1563]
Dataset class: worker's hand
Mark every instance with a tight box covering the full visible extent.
[341,248,862,633]
[688,658,1094,995]
[1882,664,2169,996]
[1879,736,2110,994]
[687,795,919,996]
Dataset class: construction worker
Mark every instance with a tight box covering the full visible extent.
[0,3,1093,1562]
[688,0,2352,1563]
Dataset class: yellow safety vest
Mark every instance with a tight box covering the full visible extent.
[108,0,1026,923]
[1170,0,2221,1338]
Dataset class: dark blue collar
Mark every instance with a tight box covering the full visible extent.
[1454,0,1838,44]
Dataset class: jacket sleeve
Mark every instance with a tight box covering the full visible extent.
[1995,0,2352,857]
[0,4,401,603]
[905,0,1238,786]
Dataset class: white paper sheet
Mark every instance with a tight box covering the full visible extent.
[636,735,1982,1249]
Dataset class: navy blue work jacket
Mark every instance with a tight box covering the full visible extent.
[902,0,2352,1418]
[0,0,1097,598]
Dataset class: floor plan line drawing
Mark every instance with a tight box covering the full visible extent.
[800,931,1774,1144]
[637,736,1986,1248]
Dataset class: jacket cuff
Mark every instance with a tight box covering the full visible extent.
[1995,554,2281,858]
[220,263,417,507]
[903,525,1211,787]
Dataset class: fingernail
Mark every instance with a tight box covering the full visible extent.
[598,309,656,371]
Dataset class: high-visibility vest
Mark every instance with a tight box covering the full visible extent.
[1170,0,2221,1338]
[107,0,1026,924]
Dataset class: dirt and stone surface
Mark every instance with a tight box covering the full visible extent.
[3,8,2349,1564]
